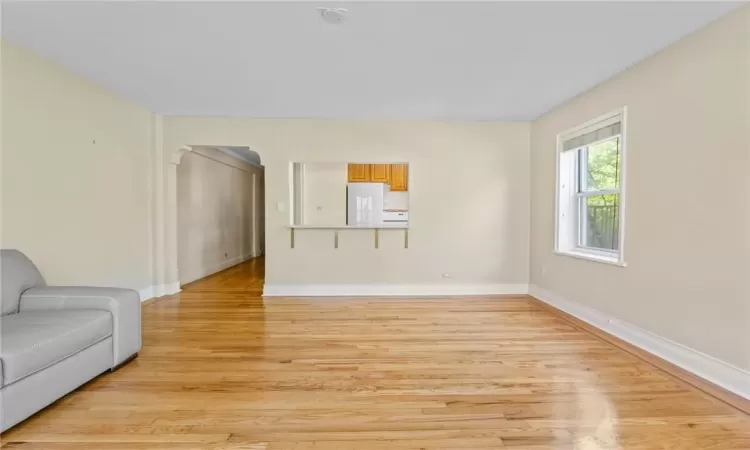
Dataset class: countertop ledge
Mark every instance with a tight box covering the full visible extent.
[288,224,409,229]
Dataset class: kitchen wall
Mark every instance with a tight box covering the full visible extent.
[176,147,264,285]
[530,7,750,370]
[384,191,409,211]
[164,119,531,289]
[302,163,348,226]
[1,40,156,294]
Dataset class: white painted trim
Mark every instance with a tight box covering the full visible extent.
[618,106,629,265]
[161,282,180,297]
[138,286,154,302]
[263,284,529,297]
[178,254,256,286]
[529,284,750,400]
[214,146,264,168]
[189,146,261,174]
[171,145,192,165]
[558,108,624,142]
[554,250,627,267]
[139,282,181,302]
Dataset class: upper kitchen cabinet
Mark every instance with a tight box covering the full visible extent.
[347,163,408,191]
[389,164,408,191]
[370,164,391,183]
[347,164,370,182]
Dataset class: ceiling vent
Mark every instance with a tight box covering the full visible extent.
[317,7,347,25]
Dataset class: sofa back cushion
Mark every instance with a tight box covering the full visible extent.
[1,250,46,316]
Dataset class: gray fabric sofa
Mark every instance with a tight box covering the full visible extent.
[0,249,141,431]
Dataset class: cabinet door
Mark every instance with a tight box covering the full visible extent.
[390,164,408,191]
[348,164,370,182]
[370,164,391,183]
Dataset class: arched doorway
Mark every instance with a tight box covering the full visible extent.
[165,145,265,292]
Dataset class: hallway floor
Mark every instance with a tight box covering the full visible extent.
[2,258,749,449]
[180,256,265,294]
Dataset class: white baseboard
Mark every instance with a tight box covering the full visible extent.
[207,255,245,276]
[180,255,249,286]
[139,282,181,302]
[263,283,529,297]
[529,284,750,400]
[138,287,153,302]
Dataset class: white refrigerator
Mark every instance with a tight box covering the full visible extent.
[347,183,388,226]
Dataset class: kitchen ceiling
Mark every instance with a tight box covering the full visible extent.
[1,2,741,120]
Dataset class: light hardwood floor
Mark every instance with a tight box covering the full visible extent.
[2,258,749,449]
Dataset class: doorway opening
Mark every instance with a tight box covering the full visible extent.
[175,146,265,292]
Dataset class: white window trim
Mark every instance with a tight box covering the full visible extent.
[554,106,628,267]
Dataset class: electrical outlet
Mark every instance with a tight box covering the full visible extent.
[541,265,547,277]
[442,273,452,279]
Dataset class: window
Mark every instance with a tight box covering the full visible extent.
[556,108,626,266]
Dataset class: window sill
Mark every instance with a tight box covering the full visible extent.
[554,249,627,267]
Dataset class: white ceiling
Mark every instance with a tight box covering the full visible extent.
[1,2,741,120]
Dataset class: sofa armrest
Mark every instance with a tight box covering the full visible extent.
[19,286,141,366]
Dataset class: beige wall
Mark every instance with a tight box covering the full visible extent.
[530,8,750,370]
[1,40,156,293]
[176,147,264,285]
[384,191,409,211]
[164,119,531,287]
[302,162,348,226]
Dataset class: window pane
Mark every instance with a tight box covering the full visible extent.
[582,137,620,191]
[581,194,619,251]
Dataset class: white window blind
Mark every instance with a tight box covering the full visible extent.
[560,113,623,152]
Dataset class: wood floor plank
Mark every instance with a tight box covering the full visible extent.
[2,257,749,449]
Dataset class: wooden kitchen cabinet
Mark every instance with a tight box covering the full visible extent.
[347,164,370,182]
[370,164,391,183]
[389,164,408,191]
[347,163,408,191]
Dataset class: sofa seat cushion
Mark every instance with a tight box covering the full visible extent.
[0,310,112,386]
